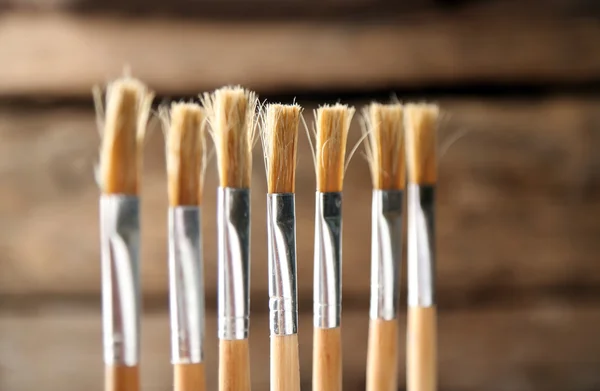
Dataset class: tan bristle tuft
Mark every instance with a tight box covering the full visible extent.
[203,86,257,189]
[364,102,405,190]
[404,103,439,185]
[262,103,302,194]
[99,78,154,195]
[315,104,355,192]
[164,102,207,206]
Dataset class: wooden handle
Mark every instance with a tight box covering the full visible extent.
[105,364,139,391]
[270,334,300,391]
[174,363,206,391]
[407,306,437,391]
[312,326,342,391]
[219,339,251,391]
[366,318,399,391]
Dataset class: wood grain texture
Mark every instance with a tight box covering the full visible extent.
[366,318,399,391]
[407,307,437,391]
[174,363,206,391]
[1,99,600,305]
[270,334,300,391]
[105,365,139,391]
[1,12,600,97]
[219,339,251,391]
[1,308,600,391]
[313,327,342,391]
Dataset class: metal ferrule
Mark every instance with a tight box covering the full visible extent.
[217,187,251,340]
[407,184,436,307]
[100,195,141,366]
[168,206,204,364]
[313,192,343,329]
[267,193,298,336]
[369,190,404,320]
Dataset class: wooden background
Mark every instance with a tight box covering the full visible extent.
[1,1,600,390]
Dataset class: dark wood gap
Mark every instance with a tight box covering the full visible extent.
[1,284,599,315]
[1,82,600,111]
[2,0,600,21]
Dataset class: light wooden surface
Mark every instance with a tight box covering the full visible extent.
[407,307,437,391]
[105,365,139,391]
[1,308,600,391]
[1,98,599,305]
[1,12,600,97]
[270,334,300,391]
[219,339,251,391]
[312,327,342,391]
[174,363,206,391]
[366,318,399,391]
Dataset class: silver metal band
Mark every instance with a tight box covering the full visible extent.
[369,190,403,320]
[407,184,436,307]
[100,195,141,366]
[267,193,298,336]
[168,206,204,364]
[217,187,251,340]
[313,192,342,329]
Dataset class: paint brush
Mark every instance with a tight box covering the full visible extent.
[364,103,405,391]
[203,87,257,391]
[260,103,302,391]
[405,103,439,391]
[312,104,355,391]
[97,77,153,391]
[162,102,208,391]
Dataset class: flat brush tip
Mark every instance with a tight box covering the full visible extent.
[365,102,405,190]
[315,104,355,193]
[404,103,439,185]
[203,86,257,189]
[164,102,207,206]
[99,77,153,195]
[262,103,302,194]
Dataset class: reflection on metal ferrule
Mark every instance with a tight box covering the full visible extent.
[100,195,140,366]
[313,192,342,329]
[407,184,436,307]
[217,187,251,340]
[267,193,298,336]
[369,190,403,320]
[169,206,204,364]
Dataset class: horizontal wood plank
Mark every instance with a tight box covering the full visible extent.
[1,12,600,97]
[1,98,599,307]
[1,306,599,390]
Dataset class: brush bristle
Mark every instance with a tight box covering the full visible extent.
[262,103,302,194]
[364,103,405,190]
[315,104,355,192]
[203,86,257,189]
[404,104,439,185]
[99,77,153,195]
[163,102,207,206]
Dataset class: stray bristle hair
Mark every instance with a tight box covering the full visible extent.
[98,77,154,195]
[162,102,207,206]
[315,104,355,192]
[261,103,302,194]
[363,103,405,190]
[404,103,439,185]
[202,86,257,188]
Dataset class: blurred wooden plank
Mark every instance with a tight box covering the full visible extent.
[1,12,600,97]
[1,306,599,391]
[1,98,599,307]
